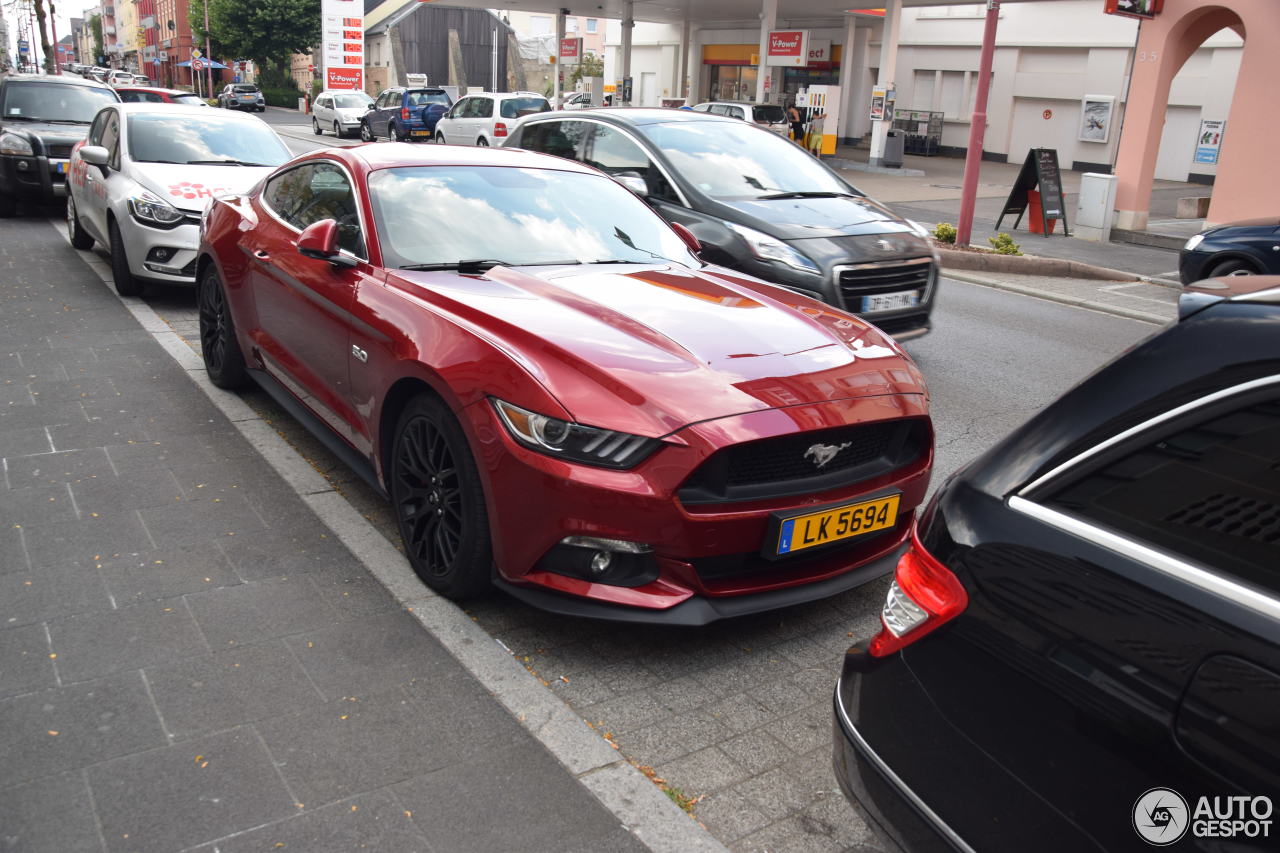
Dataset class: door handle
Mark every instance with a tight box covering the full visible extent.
[253,249,270,260]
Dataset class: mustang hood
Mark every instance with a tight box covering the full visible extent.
[715,194,912,241]
[128,163,277,212]
[394,263,926,437]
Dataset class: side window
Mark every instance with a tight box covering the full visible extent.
[100,113,121,169]
[264,163,366,258]
[586,125,679,204]
[520,120,589,162]
[450,98,468,118]
[708,104,729,116]
[88,110,108,145]
[476,98,493,118]
[317,96,330,109]
[376,92,392,110]
[1043,392,1280,595]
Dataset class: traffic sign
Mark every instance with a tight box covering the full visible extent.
[191,47,202,59]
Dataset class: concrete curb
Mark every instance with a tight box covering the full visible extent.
[942,269,1170,325]
[51,219,729,853]
[936,246,1140,281]
[827,156,926,176]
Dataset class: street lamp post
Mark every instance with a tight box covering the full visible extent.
[203,0,213,98]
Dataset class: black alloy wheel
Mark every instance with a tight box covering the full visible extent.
[197,266,249,389]
[390,396,492,599]
[67,194,93,249]
[108,220,143,296]
[360,121,374,142]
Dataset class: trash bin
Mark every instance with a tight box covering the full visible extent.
[882,130,904,168]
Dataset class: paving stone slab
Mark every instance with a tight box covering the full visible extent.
[0,622,58,700]
[0,770,105,853]
[47,598,210,683]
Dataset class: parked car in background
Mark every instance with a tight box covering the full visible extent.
[217,83,265,112]
[115,86,209,107]
[66,103,290,295]
[1179,217,1280,282]
[434,92,551,147]
[507,109,938,338]
[313,89,375,138]
[131,75,152,85]
[690,101,790,135]
[834,276,1280,853]
[0,73,120,216]
[107,70,134,86]
[360,86,452,142]
[196,143,933,623]
[554,91,593,110]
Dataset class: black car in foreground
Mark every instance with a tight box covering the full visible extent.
[505,109,938,339]
[835,276,1280,852]
[0,74,119,216]
[1179,217,1280,283]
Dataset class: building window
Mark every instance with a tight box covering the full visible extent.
[586,18,598,33]
[530,15,552,35]
[709,65,758,102]
[567,18,578,32]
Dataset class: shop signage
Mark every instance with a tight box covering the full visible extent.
[560,37,582,64]
[321,0,363,89]
[1103,0,1163,20]
[1193,119,1225,165]
[766,30,809,68]
[807,39,831,65]
[996,148,1070,236]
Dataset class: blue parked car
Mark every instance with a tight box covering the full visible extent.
[360,87,453,142]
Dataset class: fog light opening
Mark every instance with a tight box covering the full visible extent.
[536,537,660,588]
[590,551,612,575]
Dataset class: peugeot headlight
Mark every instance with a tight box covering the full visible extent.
[491,398,661,469]
[1184,233,1205,251]
[725,222,821,274]
[128,192,185,228]
[905,219,931,239]
[0,132,34,156]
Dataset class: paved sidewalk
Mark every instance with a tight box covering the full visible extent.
[0,216,650,853]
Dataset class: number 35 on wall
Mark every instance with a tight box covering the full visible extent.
[1137,50,1160,62]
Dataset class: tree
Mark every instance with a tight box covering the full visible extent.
[32,0,53,73]
[88,14,103,63]
[192,0,320,77]
[571,53,604,85]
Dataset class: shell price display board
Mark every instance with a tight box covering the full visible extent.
[322,0,364,90]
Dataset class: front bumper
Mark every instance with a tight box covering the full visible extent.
[465,395,932,622]
[0,152,70,202]
[119,214,201,284]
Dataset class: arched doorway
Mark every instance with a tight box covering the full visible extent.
[1113,0,1277,229]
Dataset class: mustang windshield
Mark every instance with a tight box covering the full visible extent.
[642,120,855,201]
[369,166,699,269]
[127,114,291,166]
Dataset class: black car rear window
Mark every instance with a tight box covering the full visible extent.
[753,105,786,123]
[1046,393,1280,593]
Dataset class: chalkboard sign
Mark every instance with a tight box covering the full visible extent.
[995,148,1070,236]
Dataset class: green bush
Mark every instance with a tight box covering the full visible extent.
[988,232,1023,255]
[260,87,303,108]
[931,222,957,244]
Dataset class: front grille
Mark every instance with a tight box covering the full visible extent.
[45,143,73,159]
[838,258,933,303]
[678,418,929,504]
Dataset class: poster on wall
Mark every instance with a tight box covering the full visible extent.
[1079,95,1115,143]
[321,0,363,90]
[1193,119,1225,164]
[766,30,809,68]
[1103,0,1163,20]
[869,86,887,121]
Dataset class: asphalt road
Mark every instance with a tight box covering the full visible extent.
[123,112,1161,851]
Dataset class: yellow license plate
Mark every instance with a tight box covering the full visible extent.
[774,493,900,556]
[411,130,431,136]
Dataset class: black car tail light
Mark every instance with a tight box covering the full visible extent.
[868,522,967,657]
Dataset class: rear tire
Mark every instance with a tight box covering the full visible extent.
[360,122,374,142]
[108,220,143,296]
[476,137,489,147]
[197,265,250,390]
[67,195,93,250]
[390,395,492,600]
[1208,259,1258,277]
[393,123,408,143]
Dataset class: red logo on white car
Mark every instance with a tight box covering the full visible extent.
[168,182,227,200]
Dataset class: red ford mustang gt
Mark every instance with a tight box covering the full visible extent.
[196,144,933,624]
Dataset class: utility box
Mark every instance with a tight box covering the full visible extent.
[1075,172,1118,242]
[882,130,905,168]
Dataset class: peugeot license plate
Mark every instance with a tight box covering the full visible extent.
[861,290,921,313]
[771,493,900,557]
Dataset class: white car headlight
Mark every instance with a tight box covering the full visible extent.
[725,222,821,274]
[0,132,34,156]
[128,192,185,228]
[1184,233,1205,251]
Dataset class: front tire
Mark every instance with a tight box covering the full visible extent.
[390,395,492,600]
[1208,259,1258,277]
[108,220,143,296]
[435,132,445,144]
[313,117,322,135]
[334,121,343,138]
[67,195,93,249]
[197,265,250,389]
[360,122,374,142]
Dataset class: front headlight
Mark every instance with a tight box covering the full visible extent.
[128,192,185,228]
[1184,233,1205,251]
[725,222,821,274]
[0,132,34,156]
[491,398,661,469]
[905,219,931,239]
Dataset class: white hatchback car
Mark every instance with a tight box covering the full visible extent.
[690,101,790,135]
[433,91,551,147]
[311,89,374,138]
[66,103,291,295]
